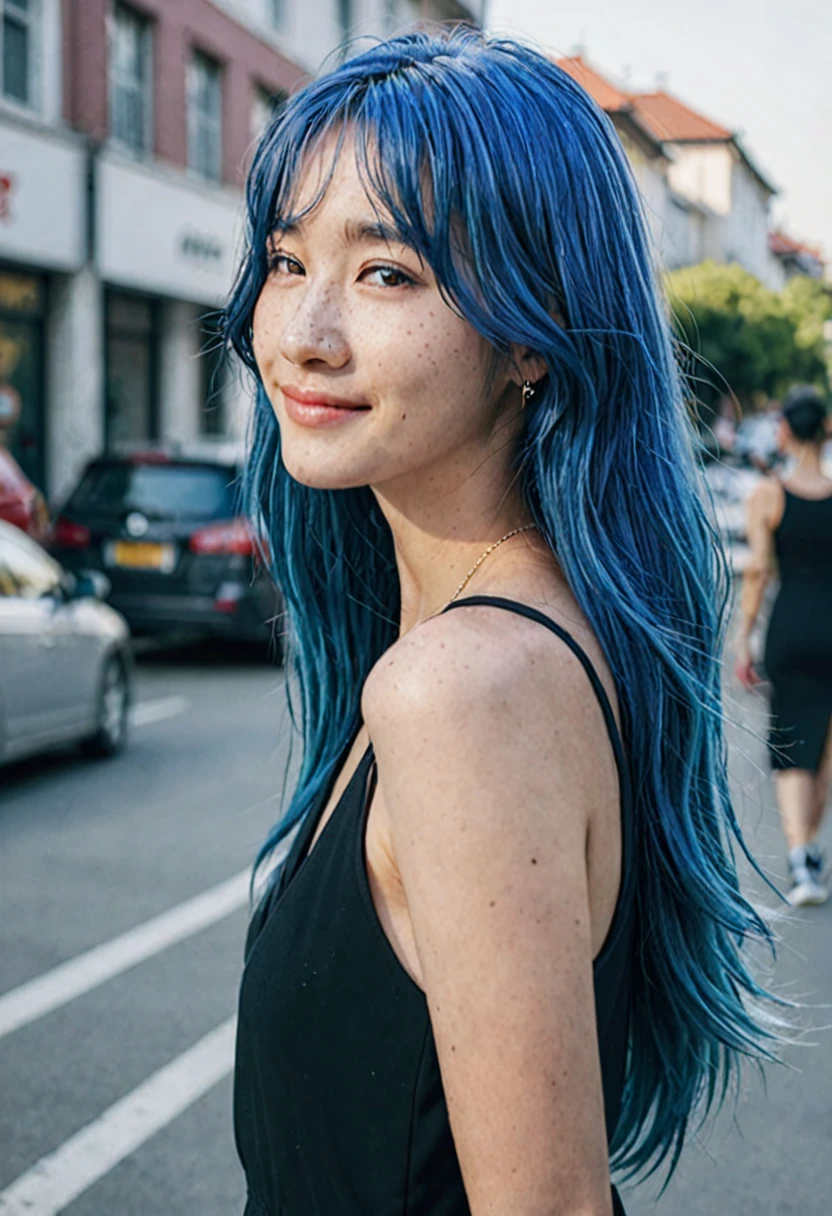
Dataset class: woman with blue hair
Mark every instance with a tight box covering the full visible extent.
[227,28,778,1215]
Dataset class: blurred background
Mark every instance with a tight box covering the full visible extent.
[0,2,830,1214]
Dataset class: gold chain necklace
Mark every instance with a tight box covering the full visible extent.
[446,523,538,607]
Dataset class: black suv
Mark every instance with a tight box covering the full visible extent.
[49,442,282,655]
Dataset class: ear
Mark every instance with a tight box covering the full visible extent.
[507,346,548,390]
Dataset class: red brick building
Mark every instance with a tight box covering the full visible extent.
[62,0,307,187]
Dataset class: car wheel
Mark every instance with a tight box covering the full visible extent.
[81,655,129,758]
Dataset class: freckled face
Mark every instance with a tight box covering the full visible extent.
[251,136,515,492]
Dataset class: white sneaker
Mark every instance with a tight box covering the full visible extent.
[787,846,829,906]
[805,842,827,883]
[787,867,829,907]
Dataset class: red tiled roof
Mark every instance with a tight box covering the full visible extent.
[769,230,824,260]
[555,57,731,143]
[555,56,631,112]
[630,92,732,143]
[554,55,776,193]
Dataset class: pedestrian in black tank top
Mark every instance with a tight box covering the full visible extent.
[737,385,832,906]
[224,30,780,1216]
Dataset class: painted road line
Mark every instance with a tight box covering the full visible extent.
[129,695,190,728]
[0,1017,237,1216]
[0,871,249,1041]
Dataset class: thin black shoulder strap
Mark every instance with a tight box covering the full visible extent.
[441,594,631,805]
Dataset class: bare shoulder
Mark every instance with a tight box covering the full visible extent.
[362,599,620,837]
[364,598,615,727]
[748,476,785,527]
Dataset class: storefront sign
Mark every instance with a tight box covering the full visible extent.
[0,122,86,271]
[180,230,224,265]
[97,154,243,306]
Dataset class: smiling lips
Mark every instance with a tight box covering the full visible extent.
[280,385,371,428]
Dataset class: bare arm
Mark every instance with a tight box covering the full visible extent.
[364,614,619,1216]
[738,480,783,644]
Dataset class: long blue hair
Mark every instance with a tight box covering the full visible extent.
[224,27,779,1184]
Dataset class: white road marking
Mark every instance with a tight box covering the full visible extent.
[0,1017,237,1216]
[0,871,250,1041]
[129,695,190,728]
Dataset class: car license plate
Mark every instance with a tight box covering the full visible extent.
[109,541,176,572]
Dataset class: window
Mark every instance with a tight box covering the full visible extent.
[0,528,62,600]
[1,0,37,106]
[0,269,46,489]
[69,463,237,522]
[187,51,222,182]
[250,84,286,145]
[105,291,159,446]
[109,3,152,155]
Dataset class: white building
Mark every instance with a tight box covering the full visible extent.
[631,91,779,288]
[768,230,826,289]
[555,57,782,288]
[553,57,673,266]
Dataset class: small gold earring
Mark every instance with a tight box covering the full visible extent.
[521,380,535,410]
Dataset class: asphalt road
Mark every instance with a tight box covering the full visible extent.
[0,641,288,1216]
[0,635,829,1216]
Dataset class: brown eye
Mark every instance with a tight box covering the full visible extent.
[268,250,304,276]
[362,264,415,288]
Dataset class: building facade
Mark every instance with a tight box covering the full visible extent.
[0,0,80,493]
[555,56,785,288]
[630,91,780,288]
[553,57,670,264]
[768,230,826,288]
[0,0,478,503]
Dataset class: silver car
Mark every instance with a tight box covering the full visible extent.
[0,520,133,766]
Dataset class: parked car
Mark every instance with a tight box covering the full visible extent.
[48,442,282,654]
[0,444,49,542]
[0,520,132,766]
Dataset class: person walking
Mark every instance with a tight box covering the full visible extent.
[737,385,832,905]
[226,30,778,1215]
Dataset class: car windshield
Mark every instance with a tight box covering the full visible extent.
[69,463,238,521]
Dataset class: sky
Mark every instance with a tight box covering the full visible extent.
[485,0,832,261]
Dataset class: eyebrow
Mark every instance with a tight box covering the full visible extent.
[275,216,409,249]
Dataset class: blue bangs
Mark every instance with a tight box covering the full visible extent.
[224,26,782,1189]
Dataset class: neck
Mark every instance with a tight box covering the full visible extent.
[787,443,823,475]
[371,483,536,636]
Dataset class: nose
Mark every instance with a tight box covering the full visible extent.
[278,282,351,370]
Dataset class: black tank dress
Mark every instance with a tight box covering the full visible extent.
[764,487,832,771]
[234,596,637,1216]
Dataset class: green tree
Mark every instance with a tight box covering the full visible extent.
[782,275,832,384]
[665,261,830,417]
